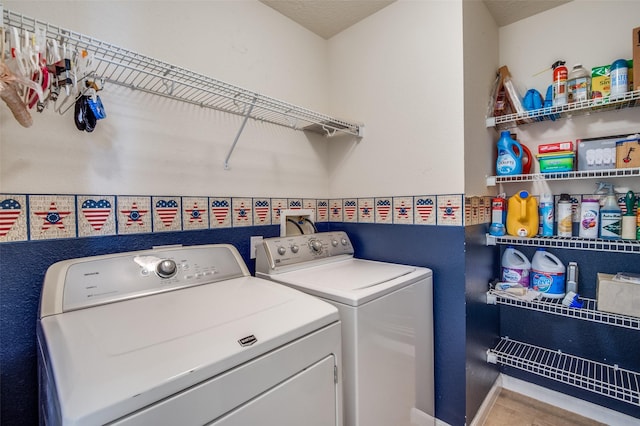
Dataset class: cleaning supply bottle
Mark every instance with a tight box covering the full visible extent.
[501,246,531,288]
[598,182,621,239]
[579,198,599,238]
[567,64,591,103]
[538,192,554,236]
[506,190,539,237]
[637,195,640,240]
[531,248,566,299]
[496,131,523,176]
[489,195,507,236]
[552,60,568,106]
[621,190,637,239]
[557,193,573,237]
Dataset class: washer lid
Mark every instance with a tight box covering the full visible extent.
[40,276,338,426]
[263,258,431,306]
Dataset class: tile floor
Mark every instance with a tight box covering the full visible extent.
[482,389,607,426]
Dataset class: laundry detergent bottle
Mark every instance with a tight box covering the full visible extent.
[531,248,566,299]
[506,191,539,237]
[501,246,531,288]
[496,131,523,176]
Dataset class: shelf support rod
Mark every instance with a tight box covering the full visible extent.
[224,95,257,170]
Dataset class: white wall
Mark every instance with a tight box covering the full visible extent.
[1,1,333,197]
[498,0,640,194]
[462,0,499,197]
[326,0,466,198]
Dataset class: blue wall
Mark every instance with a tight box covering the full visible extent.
[496,246,640,419]
[0,223,472,426]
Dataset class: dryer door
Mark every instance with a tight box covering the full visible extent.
[212,355,338,426]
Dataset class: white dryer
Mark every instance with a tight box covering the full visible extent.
[256,231,434,426]
[38,244,342,426]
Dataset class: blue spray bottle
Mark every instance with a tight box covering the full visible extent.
[496,131,523,176]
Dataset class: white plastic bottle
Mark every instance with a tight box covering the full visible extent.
[501,246,531,288]
[579,198,599,238]
[557,193,573,237]
[567,64,591,103]
[531,248,566,299]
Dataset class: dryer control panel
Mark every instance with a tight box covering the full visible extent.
[257,231,354,271]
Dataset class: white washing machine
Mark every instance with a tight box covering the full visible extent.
[256,231,434,426]
[38,244,343,426]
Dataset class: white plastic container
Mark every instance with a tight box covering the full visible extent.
[531,248,566,299]
[579,198,599,238]
[557,194,573,237]
[567,64,591,103]
[501,246,531,288]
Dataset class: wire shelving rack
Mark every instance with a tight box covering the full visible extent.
[487,337,640,406]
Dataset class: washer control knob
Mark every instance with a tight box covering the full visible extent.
[277,246,287,256]
[309,239,323,253]
[291,244,299,253]
[331,239,338,247]
[156,259,177,278]
[341,238,348,246]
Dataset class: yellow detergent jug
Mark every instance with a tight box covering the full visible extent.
[506,190,539,237]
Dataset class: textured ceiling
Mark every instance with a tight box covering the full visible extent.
[260,0,573,39]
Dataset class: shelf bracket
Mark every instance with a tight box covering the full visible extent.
[486,349,497,364]
[485,233,497,246]
[486,291,497,305]
[224,95,257,170]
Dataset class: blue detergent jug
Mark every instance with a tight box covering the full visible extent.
[496,131,523,175]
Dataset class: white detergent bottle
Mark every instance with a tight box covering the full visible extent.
[501,246,531,288]
[531,248,566,299]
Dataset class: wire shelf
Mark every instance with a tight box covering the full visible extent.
[487,337,640,406]
[486,167,640,186]
[2,8,363,138]
[486,290,640,330]
[485,234,640,254]
[486,90,640,129]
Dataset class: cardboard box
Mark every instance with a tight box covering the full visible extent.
[634,27,640,91]
[616,136,640,168]
[591,65,610,99]
[597,273,640,318]
[577,135,624,171]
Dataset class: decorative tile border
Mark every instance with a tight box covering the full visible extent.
[0,193,473,243]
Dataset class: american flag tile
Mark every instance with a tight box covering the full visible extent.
[210,198,231,228]
[271,198,287,225]
[414,196,436,225]
[232,198,253,227]
[465,197,478,226]
[153,197,182,232]
[437,195,463,226]
[288,199,303,210]
[343,199,358,222]
[29,195,76,240]
[479,197,490,224]
[303,199,317,222]
[316,200,329,222]
[117,196,152,235]
[182,197,209,231]
[375,197,393,224]
[393,197,414,224]
[78,195,116,237]
[0,194,27,242]
[358,198,374,223]
[253,198,271,225]
[329,199,343,222]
